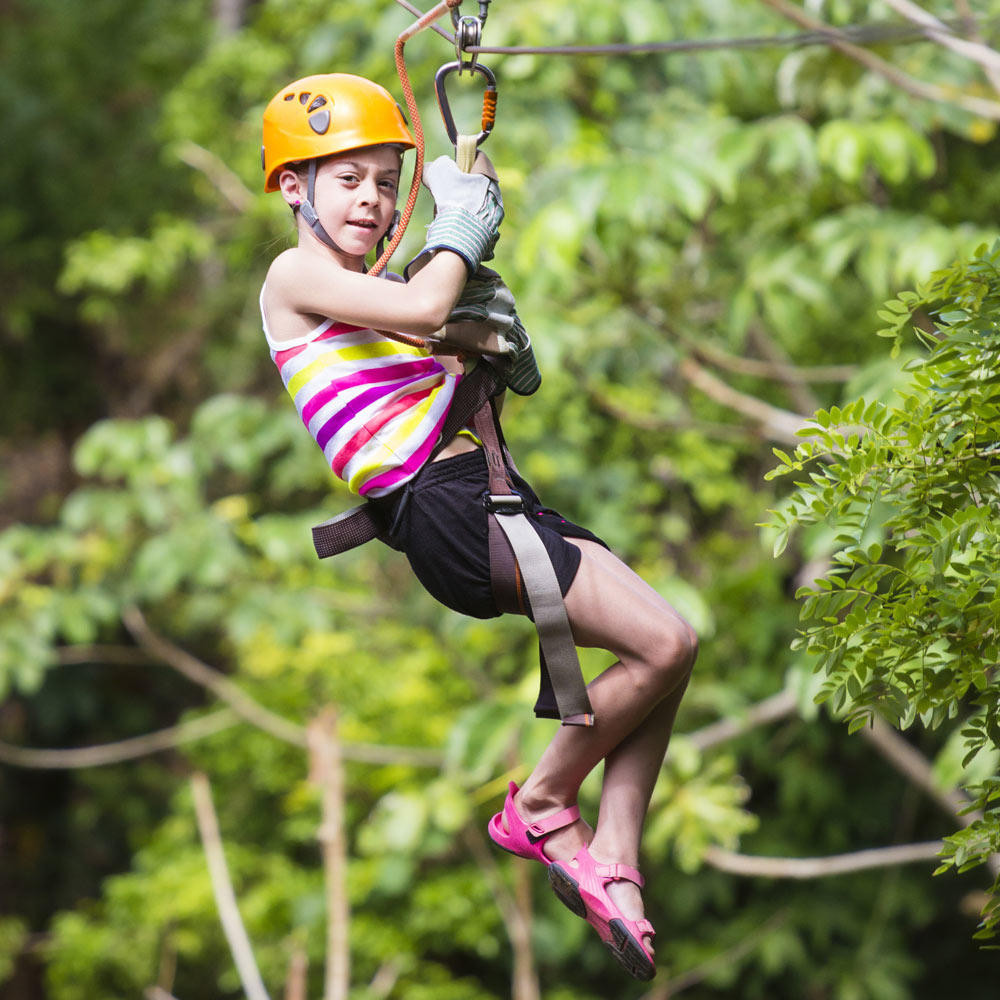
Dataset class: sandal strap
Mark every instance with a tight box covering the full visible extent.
[525,803,581,841]
[500,782,581,844]
[594,861,645,888]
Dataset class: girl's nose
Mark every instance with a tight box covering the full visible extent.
[357,177,379,204]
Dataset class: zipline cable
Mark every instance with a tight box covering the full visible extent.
[392,0,997,59]
[374,1,999,347]
[464,19,987,56]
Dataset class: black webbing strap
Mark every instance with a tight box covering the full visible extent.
[311,504,387,559]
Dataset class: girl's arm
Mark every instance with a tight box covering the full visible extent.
[265,151,501,341]
[266,247,468,338]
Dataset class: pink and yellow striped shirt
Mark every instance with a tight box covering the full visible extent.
[263,297,459,498]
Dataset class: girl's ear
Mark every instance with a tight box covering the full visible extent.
[277,168,305,208]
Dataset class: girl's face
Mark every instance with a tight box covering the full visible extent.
[285,145,402,264]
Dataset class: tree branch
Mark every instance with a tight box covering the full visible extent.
[955,0,1000,93]
[746,323,822,415]
[366,959,403,1000]
[677,355,810,443]
[640,909,789,999]
[0,710,238,769]
[760,0,1000,119]
[56,644,157,666]
[576,373,759,441]
[683,693,1000,877]
[698,335,857,386]
[308,709,350,1000]
[859,718,1000,877]
[283,945,308,1000]
[655,312,859,387]
[190,772,272,1000]
[175,140,255,213]
[684,690,798,752]
[879,0,1000,88]
[0,725,444,771]
[338,742,444,768]
[703,840,944,878]
[461,827,539,1000]
[123,605,308,748]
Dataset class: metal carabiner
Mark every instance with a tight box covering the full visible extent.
[434,60,497,147]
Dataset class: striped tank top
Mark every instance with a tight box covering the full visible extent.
[262,292,460,498]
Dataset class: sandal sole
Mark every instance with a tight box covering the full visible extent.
[547,863,587,918]
[548,864,657,982]
[609,918,656,982]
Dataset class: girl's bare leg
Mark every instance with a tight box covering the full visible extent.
[505,540,697,951]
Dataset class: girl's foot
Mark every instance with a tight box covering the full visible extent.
[591,849,654,959]
[487,782,591,865]
[548,846,656,981]
[511,785,593,863]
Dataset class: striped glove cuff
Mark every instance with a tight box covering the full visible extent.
[422,206,497,275]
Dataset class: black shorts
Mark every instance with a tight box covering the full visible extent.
[380,448,608,620]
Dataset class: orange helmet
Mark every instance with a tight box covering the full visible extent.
[261,74,415,192]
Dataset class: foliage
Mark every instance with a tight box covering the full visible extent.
[767,241,1000,938]
[5,0,1000,997]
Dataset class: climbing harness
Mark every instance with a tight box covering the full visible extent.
[310,0,594,727]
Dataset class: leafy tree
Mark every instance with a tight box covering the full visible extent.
[768,240,1000,939]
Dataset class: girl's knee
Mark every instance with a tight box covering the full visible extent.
[683,622,699,670]
[635,616,697,695]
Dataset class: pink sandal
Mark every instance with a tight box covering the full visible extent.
[548,846,657,981]
[487,781,581,866]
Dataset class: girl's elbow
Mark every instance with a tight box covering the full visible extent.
[398,316,445,339]
[407,298,452,336]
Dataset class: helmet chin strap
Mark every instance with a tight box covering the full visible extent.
[299,160,395,278]
[299,160,346,255]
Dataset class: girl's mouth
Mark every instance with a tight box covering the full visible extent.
[348,219,378,230]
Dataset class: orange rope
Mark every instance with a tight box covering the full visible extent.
[369,0,461,348]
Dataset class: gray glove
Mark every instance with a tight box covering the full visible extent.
[408,157,504,275]
[448,267,541,396]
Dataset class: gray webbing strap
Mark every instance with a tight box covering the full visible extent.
[487,504,595,726]
[473,400,594,728]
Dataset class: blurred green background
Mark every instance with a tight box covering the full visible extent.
[1,1,999,997]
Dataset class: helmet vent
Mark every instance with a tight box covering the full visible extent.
[299,91,311,105]
[308,110,331,135]
[283,93,295,101]
[308,96,327,112]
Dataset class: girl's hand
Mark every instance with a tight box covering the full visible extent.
[410,155,504,275]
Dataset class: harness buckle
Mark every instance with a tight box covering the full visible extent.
[484,492,526,514]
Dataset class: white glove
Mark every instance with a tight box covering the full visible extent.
[409,156,504,275]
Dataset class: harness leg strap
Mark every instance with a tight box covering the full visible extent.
[486,500,595,727]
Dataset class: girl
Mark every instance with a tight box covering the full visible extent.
[260,73,697,982]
